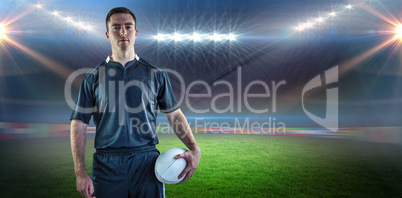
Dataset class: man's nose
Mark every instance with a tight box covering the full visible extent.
[120,27,126,36]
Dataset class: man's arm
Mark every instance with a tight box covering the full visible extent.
[166,108,201,183]
[71,119,95,198]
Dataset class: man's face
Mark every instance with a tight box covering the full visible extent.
[106,13,138,52]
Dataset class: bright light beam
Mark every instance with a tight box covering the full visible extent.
[275,38,396,113]
[154,33,166,41]
[3,36,77,86]
[316,17,324,22]
[31,4,95,33]
[0,24,6,39]
[395,25,402,40]
[191,33,202,41]
[173,33,183,41]
[228,33,237,41]
[154,33,238,42]
[212,33,223,41]
[352,0,400,27]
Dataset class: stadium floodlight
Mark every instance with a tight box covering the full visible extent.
[0,24,6,39]
[191,33,202,41]
[211,33,224,41]
[395,25,402,40]
[154,32,238,42]
[304,22,313,28]
[173,33,183,41]
[154,33,165,41]
[77,21,85,29]
[227,33,236,41]
[295,23,312,31]
[31,5,96,33]
[65,17,72,22]
[316,17,324,23]
[346,5,352,9]
[295,25,305,31]
[86,25,93,31]
[329,12,336,17]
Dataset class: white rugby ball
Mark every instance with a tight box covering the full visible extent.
[155,147,188,184]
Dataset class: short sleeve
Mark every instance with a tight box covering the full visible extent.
[157,71,179,113]
[70,73,95,124]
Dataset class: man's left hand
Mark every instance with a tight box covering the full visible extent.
[174,148,201,183]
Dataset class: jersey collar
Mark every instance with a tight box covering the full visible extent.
[105,54,139,63]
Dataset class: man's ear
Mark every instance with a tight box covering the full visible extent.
[106,31,110,41]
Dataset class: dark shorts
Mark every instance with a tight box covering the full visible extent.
[92,146,165,198]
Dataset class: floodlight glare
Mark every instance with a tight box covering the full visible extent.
[35,4,42,9]
[173,33,183,41]
[0,25,4,39]
[154,32,238,42]
[154,33,166,41]
[212,33,223,41]
[192,33,202,41]
[77,21,85,30]
[295,25,305,31]
[304,22,313,28]
[0,24,6,39]
[52,11,59,16]
[292,3,357,33]
[86,25,93,31]
[228,33,236,41]
[395,25,402,40]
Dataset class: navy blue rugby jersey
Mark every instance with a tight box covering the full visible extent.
[70,55,179,149]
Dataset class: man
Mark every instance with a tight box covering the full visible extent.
[70,7,200,198]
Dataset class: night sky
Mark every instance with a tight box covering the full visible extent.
[0,0,401,128]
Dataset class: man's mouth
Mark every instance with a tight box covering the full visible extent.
[119,39,129,42]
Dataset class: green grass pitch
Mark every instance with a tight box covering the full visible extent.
[0,134,401,197]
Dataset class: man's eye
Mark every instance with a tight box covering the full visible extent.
[127,26,133,29]
[113,27,119,30]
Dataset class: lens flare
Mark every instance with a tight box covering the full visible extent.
[395,25,402,40]
[0,24,7,39]
[154,32,238,42]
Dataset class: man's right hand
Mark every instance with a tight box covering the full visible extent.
[76,173,96,198]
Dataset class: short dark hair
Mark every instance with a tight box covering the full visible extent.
[106,7,136,32]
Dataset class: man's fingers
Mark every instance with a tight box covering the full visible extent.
[87,182,94,198]
[174,153,185,159]
[180,170,194,183]
[90,185,96,198]
[83,184,90,198]
[80,187,86,197]
[175,150,199,182]
[89,182,94,196]
[84,182,94,198]
[82,188,88,198]
[76,174,95,198]
[78,190,84,197]
[178,166,190,179]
